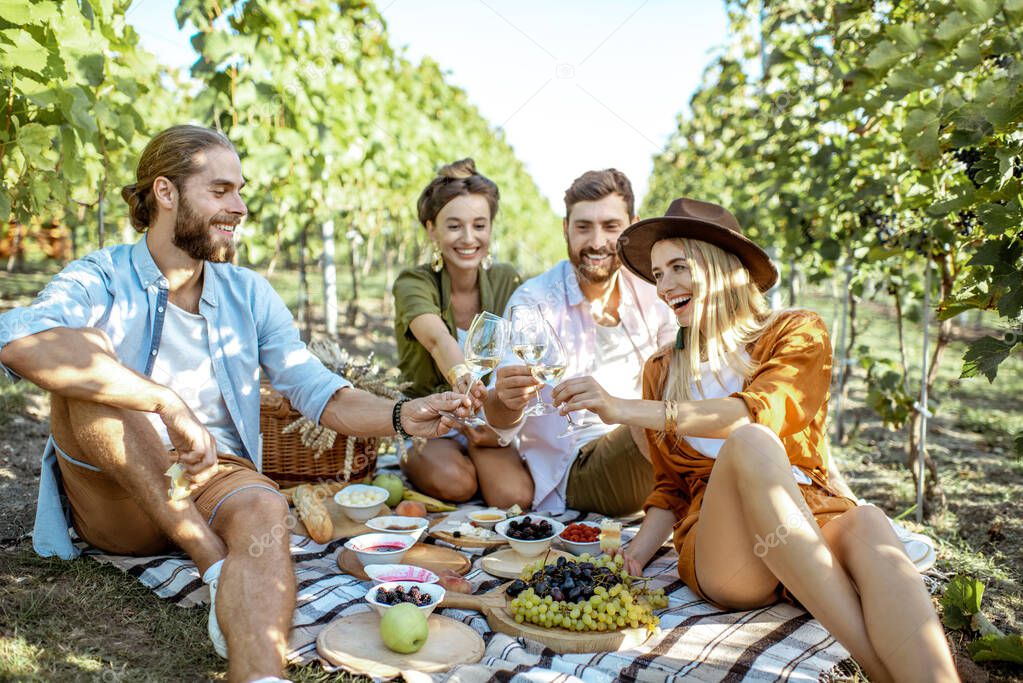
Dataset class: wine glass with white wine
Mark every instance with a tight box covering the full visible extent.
[509,304,549,416]
[461,312,509,427]
[534,322,583,439]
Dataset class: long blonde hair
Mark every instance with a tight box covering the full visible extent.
[662,238,777,402]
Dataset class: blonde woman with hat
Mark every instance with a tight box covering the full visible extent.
[551,199,957,683]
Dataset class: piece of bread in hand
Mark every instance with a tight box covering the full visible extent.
[294,484,334,543]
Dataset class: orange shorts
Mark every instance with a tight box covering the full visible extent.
[54,440,281,556]
[676,481,857,607]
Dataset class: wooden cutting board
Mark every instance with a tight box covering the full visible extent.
[428,514,508,549]
[440,584,653,654]
[481,547,575,580]
[430,526,508,549]
[338,544,471,581]
[293,497,392,542]
[316,611,484,677]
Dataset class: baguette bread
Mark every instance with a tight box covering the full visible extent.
[280,480,346,505]
[293,484,334,543]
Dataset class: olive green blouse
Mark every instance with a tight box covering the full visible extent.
[392,262,522,398]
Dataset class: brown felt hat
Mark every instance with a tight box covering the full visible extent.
[617,198,778,291]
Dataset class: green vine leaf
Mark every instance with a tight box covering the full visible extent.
[968,634,1023,665]
[961,336,1016,382]
[940,575,984,630]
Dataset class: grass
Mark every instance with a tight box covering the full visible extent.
[0,546,220,681]
[0,545,368,681]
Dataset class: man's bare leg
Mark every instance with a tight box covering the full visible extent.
[210,488,295,682]
[53,394,226,572]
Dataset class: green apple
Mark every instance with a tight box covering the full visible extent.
[379,602,429,654]
[373,473,405,508]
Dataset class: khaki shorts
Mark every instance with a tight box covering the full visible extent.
[54,440,280,556]
[565,425,653,517]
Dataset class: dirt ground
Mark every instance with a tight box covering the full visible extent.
[0,271,1021,681]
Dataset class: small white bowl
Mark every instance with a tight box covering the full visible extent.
[495,515,565,558]
[334,484,389,522]
[365,516,429,542]
[364,564,440,586]
[558,521,602,556]
[365,581,446,618]
[344,532,414,567]
[467,509,507,530]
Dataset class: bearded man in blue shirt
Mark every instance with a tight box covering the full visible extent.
[0,125,468,683]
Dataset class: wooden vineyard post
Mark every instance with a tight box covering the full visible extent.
[298,222,310,343]
[832,262,853,445]
[915,259,931,524]
[322,218,338,338]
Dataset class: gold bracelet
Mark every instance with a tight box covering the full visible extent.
[446,363,470,385]
[664,400,679,439]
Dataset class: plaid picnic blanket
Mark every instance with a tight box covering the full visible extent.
[84,506,852,682]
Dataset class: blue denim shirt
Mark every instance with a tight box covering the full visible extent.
[0,235,350,559]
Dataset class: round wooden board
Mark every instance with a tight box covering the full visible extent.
[441,585,653,655]
[431,528,508,549]
[338,544,471,581]
[316,611,484,677]
[480,547,575,580]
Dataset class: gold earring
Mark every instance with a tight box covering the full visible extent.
[431,244,444,272]
[482,252,493,270]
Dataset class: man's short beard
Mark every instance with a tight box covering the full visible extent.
[172,194,236,263]
[569,248,621,285]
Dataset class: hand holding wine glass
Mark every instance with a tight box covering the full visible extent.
[509,304,549,417]
[460,312,509,427]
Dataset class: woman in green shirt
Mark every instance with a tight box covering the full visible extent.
[392,158,532,506]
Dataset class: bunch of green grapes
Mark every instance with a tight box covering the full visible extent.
[506,553,669,632]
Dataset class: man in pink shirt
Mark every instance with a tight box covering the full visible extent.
[485,169,675,515]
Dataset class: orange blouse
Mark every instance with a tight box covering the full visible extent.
[642,310,840,523]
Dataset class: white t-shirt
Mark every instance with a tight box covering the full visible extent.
[144,302,245,456]
[683,354,812,486]
[571,320,644,446]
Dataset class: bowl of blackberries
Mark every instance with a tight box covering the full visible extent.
[365,580,446,618]
[495,514,565,557]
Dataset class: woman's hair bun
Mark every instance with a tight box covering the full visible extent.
[417,157,499,227]
[438,158,477,180]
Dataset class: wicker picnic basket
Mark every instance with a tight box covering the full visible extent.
[259,380,378,488]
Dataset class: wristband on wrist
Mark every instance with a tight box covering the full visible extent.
[392,398,412,439]
[664,400,679,439]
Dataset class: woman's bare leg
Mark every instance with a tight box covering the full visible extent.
[821,506,958,682]
[399,437,477,502]
[467,444,533,509]
[695,424,890,681]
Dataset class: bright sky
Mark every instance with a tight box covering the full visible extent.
[126,0,729,213]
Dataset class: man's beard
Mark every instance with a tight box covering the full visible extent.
[569,247,621,284]
[172,195,236,263]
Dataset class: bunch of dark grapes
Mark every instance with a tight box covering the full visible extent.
[956,211,978,237]
[506,554,668,632]
[953,147,984,188]
[986,53,1014,70]
[375,584,432,606]
[506,516,554,540]
[859,208,897,245]
[507,554,618,603]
